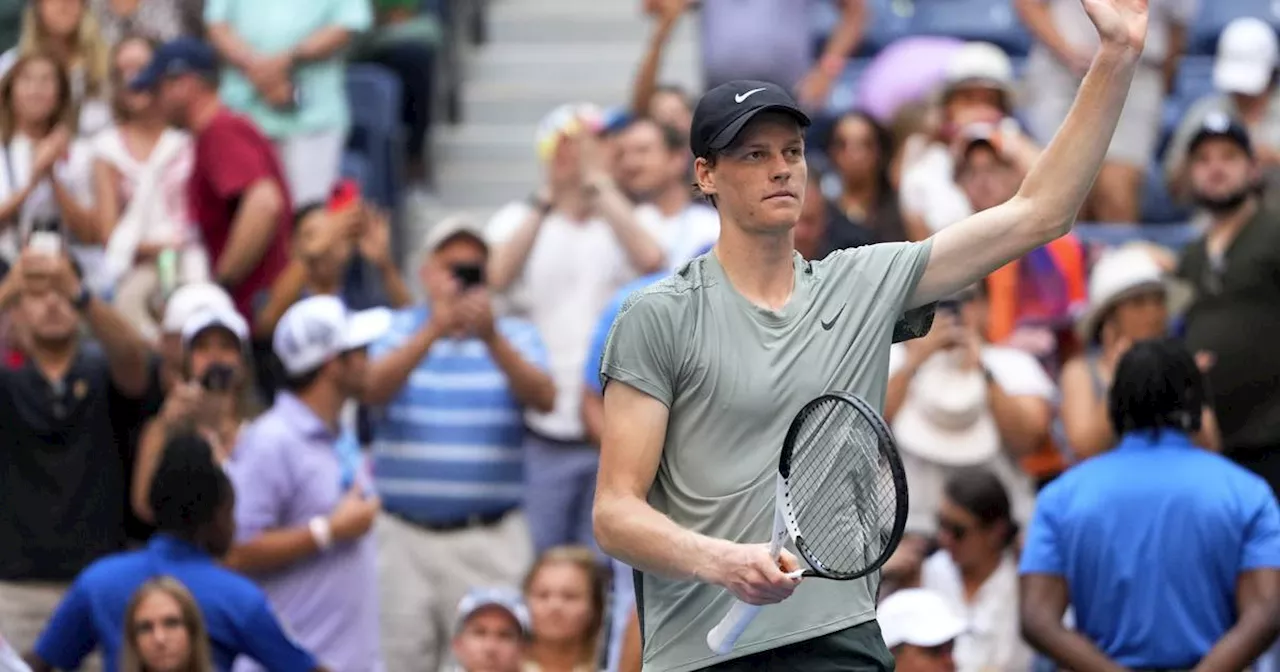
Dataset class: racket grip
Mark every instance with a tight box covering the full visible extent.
[706,601,763,654]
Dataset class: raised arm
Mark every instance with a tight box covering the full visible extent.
[909,0,1148,308]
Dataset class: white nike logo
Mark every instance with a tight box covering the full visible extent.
[734,87,767,103]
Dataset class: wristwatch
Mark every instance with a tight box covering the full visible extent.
[71,285,92,311]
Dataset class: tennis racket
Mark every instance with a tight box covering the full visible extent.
[705,392,909,654]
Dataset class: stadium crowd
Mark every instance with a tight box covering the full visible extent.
[0,0,1277,671]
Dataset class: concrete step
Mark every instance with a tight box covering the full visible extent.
[435,162,538,210]
[433,124,539,162]
[469,43,696,83]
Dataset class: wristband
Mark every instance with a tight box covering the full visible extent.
[308,516,333,550]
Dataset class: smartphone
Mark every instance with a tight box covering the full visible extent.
[328,179,360,213]
[200,363,235,393]
[936,299,961,316]
[452,263,485,289]
[27,231,61,257]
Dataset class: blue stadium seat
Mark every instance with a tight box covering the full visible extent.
[1156,56,1215,158]
[1140,161,1192,224]
[1074,222,1200,249]
[1189,0,1280,55]
[340,150,372,192]
[908,0,1033,56]
[826,58,875,113]
[344,64,405,209]
[857,0,915,56]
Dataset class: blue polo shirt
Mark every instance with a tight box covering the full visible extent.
[585,273,669,394]
[1020,430,1280,668]
[34,535,316,672]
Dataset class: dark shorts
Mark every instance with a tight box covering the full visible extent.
[699,620,894,672]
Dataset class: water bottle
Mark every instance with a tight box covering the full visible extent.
[157,248,177,299]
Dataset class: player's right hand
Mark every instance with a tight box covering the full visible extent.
[711,542,803,606]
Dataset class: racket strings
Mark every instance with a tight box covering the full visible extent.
[787,398,899,578]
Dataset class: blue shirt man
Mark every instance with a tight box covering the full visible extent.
[1020,339,1280,670]
[583,271,667,672]
[31,434,316,672]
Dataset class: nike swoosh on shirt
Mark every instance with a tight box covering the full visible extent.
[821,304,846,331]
[734,88,767,103]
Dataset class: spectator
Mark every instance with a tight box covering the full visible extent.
[921,469,1033,672]
[350,0,441,189]
[451,588,531,672]
[95,35,205,343]
[0,53,100,262]
[1175,113,1280,494]
[120,577,215,672]
[823,110,910,248]
[25,432,320,672]
[628,0,696,134]
[899,43,1039,236]
[0,250,152,658]
[132,306,256,523]
[953,127,1085,356]
[90,0,201,48]
[1059,244,1194,460]
[486,104,662,555]
[643,0,866,109]
[877,588,966,672]
[224,295,388,672]
[0,0,112,137]
[255,200,410,338]
[1020,339,1280,672]
[1017,0,1195,223]
[522,546,606,672]
[886,284,1054,535]
[613,116,719,269]
[155,282,236,392]
[205,0,372,206]
[794,171,830,260]
[1165,18,1280,205]
[134,37,293,400]
[362,217,553,672]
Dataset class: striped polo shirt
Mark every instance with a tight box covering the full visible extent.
[369,306,549,525]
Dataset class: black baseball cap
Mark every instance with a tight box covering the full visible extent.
[690,80,811,159]
[129,37,218,91]
[1187,111,1253,157]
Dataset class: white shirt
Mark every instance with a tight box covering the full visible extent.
[899,140,973,234]
[921,551,1034,672]
[636,201,720,271]
[889,344,1056,534]
[486,202,661,440]
[0,133,94,260]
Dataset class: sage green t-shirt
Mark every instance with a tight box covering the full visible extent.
[601,242,935,672]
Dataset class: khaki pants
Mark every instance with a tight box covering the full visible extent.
[0,581,101,671]
[376,510,533,672]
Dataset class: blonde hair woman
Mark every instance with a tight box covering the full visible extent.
[522,546,606,672]
[121,577,215,672]
[1,0,112,136]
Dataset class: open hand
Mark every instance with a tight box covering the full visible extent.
[1082,0,1148,52]
[709,541,803,606]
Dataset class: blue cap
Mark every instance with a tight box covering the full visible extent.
[129,37,218,91]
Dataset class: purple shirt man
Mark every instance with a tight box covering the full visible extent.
[228,295,390,672]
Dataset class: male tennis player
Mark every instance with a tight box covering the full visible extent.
[594,1,1149,670]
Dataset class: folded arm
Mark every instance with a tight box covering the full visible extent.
[909,43,1141,308]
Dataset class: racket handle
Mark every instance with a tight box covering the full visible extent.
[706,601,762,654]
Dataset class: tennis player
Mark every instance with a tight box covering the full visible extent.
[594,1,1148,670]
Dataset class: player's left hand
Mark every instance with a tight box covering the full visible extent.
[1081,0,1148,52]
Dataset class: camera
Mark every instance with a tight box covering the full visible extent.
[200,363,235,393]
[452,263,485,289]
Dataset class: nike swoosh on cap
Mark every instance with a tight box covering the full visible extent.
[734,87,767,104]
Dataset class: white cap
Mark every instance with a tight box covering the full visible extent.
[162,283,236,335]
[181,306,249,349]
[877,588,966,648]
[943,42,1015,111]
[1076,244,1191,344]
[1215,18,1279,96]
[272,296,392,376]
[455,587,531,637]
